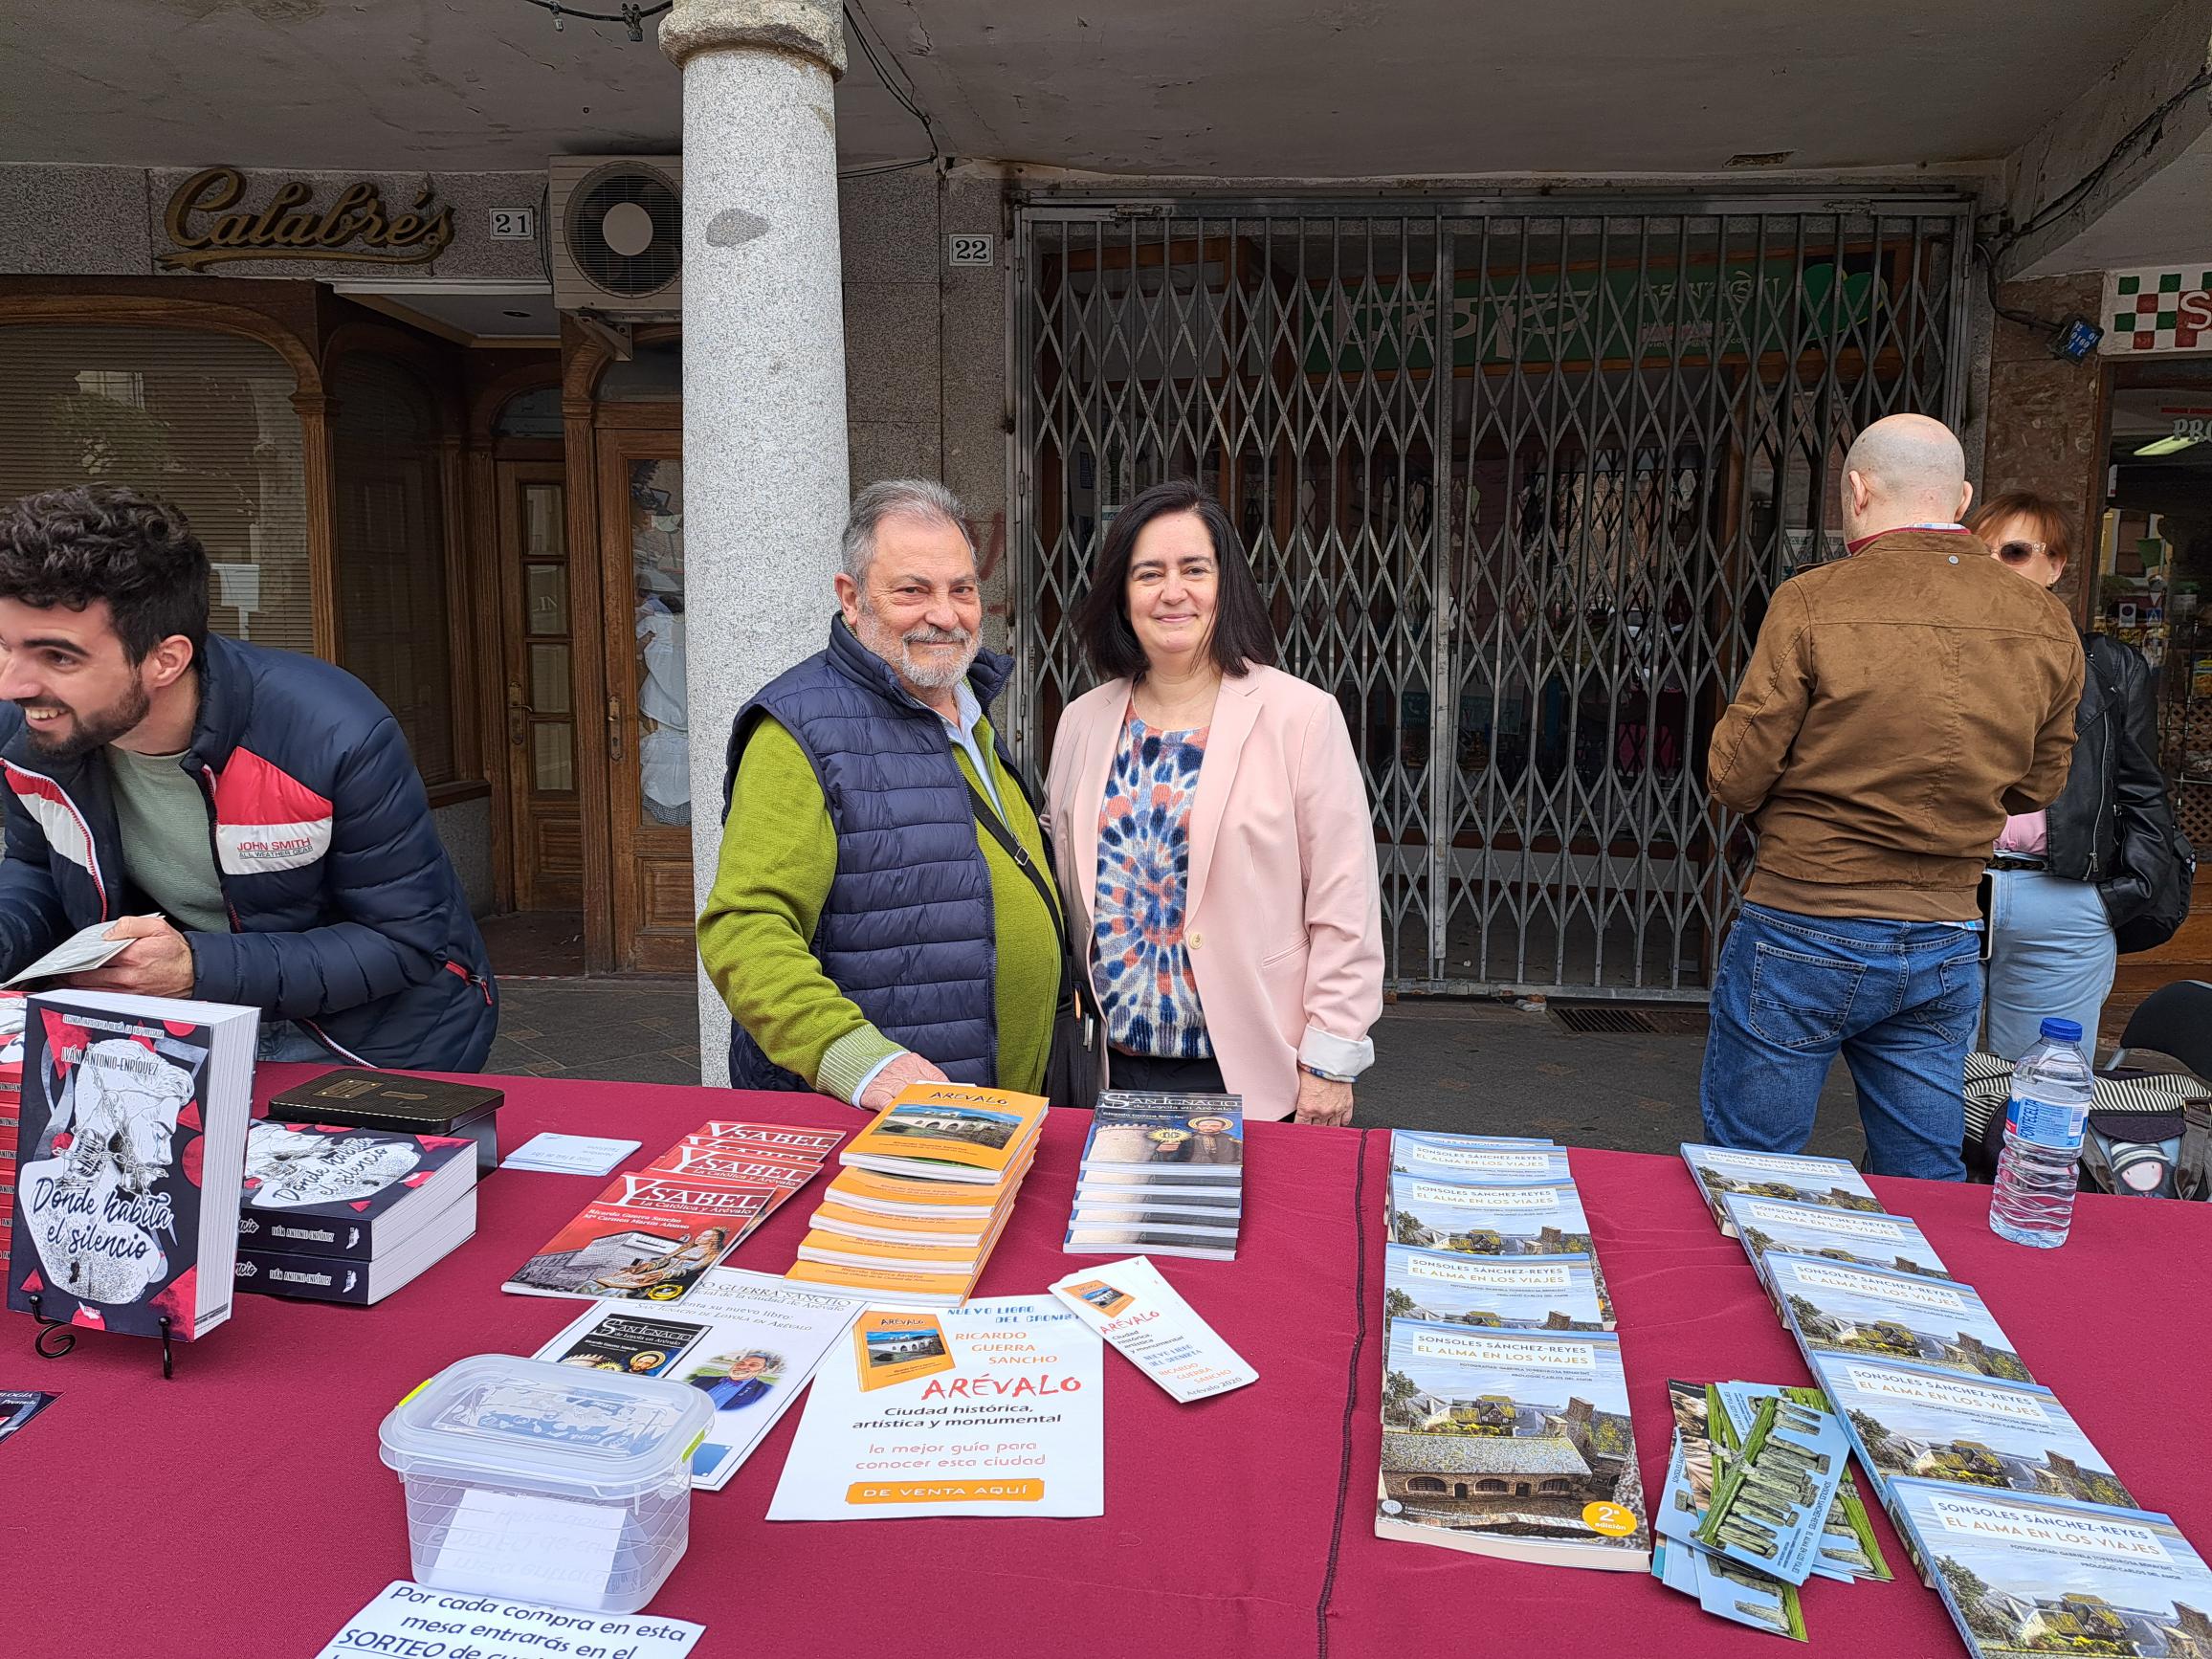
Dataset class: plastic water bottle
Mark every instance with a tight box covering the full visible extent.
[1988,1018,2093,1249]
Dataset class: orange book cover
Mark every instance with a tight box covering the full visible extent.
[784,1257,983,1300]
[840,1083,1050,1183]
[826,1143,1034,1215]
[784,1203,1017,1302]
[796,1228,986,1271]
[810,1199,993,1244]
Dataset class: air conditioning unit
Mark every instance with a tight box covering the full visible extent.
[549,155,682,316]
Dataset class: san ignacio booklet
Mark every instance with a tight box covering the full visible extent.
[1377,1317,1650,1570]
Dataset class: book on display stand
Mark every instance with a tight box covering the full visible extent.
[4,990,258,1373]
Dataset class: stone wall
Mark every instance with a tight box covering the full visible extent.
[838,164,1009,646]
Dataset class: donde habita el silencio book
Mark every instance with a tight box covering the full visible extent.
[5,990,257,1341]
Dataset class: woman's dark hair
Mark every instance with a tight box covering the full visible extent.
[0,484,210,661]
[1070,478,1277,680]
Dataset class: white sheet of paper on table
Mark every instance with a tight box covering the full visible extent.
[427,1487,628,1606]
[312,1581,704,1659]
[4,920,134,986]
[501,1133,643,1175]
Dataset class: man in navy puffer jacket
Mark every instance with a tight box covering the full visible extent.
[0,484,495,1070]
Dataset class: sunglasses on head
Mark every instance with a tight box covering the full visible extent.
[1997,540,2046,563]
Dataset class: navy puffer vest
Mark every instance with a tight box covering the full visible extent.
[721,618,1017,1093]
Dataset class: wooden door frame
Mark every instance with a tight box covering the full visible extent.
[592,422,691,972]
[493,457,581,912]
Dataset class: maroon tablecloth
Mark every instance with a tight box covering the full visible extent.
[5,1067,2207,1657]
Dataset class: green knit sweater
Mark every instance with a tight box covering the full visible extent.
[697,712,1060,1102]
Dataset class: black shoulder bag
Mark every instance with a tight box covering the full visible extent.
[964,778,1105,1110]
[2085,634,2197,954]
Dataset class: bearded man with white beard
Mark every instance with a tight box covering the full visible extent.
[697,480,1063,1107]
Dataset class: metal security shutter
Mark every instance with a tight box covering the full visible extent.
[331,355,456,785]
[0,324,313,653]
[1011,196,1973,999]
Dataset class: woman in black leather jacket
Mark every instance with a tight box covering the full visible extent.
[1969,492,2182,1059]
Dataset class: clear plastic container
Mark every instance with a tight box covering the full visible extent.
[378,1354,714,1613]
[1989,1017,2094,1250]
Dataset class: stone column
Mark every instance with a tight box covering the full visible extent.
[661,0,850,1083]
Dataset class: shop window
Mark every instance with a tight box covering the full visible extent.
[0,324,312,653]
[332,357,457,785]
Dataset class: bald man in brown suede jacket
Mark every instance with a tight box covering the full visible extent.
[1699,413,2083,1180]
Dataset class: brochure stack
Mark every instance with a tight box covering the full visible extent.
[787,1082,1050,1307]
[1680,1141,2212,1655]
[1062,1092,1244,1261]
[1374,1131,1650,1571]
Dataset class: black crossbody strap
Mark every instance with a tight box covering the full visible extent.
[963,778,1075,1010]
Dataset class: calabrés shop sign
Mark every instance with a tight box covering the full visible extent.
[159,165,453,272]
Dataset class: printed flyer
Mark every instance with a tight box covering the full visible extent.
[535,1265,864,1490]
[767,1294,1104,1520]
[1048,1255,1257,1403]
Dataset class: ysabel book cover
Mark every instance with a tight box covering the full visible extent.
[6,999,220,1338]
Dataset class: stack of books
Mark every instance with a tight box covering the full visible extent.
[506,1120,845,1303]
[1678,1141,2212,1658]
[788,1083,1049,1307]
[0,992,22,1273]
[1061,1092,1244,1261]
[1375,1130,1650,1571]
[234,1121,479,1305]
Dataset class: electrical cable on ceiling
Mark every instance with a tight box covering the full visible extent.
[518,0,670,42]
[1992,68,2212,258]
[843,1,941,161]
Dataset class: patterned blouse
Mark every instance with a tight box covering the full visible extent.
[1092,712,1212,1058]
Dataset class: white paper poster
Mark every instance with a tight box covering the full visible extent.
[766,1294,1104,1520]
[313,1582,702,1659]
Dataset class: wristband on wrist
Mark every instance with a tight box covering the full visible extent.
[1298,1061,1355,1084]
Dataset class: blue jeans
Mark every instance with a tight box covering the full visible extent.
[1984,868,2116,1062]
[255,1020,333,1063]
[1700,903,1983,1180]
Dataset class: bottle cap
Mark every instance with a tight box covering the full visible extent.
[2039,1017,2084,1043]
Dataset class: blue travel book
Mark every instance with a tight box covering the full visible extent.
[1382,1244,1608,1332]
[1766,1253,2035,1384]
[1806,1351,2133,1507]
[1377,1317,1649,1570]
[1889,1481,2212,1659]
[1386,1175,1595,1257]
[1388,1131,1572,1185]
[1678,1143,1883,1236]
[1719,1191,1952,1301]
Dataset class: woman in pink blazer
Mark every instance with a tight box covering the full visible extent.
[1045,480,1384,1123]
